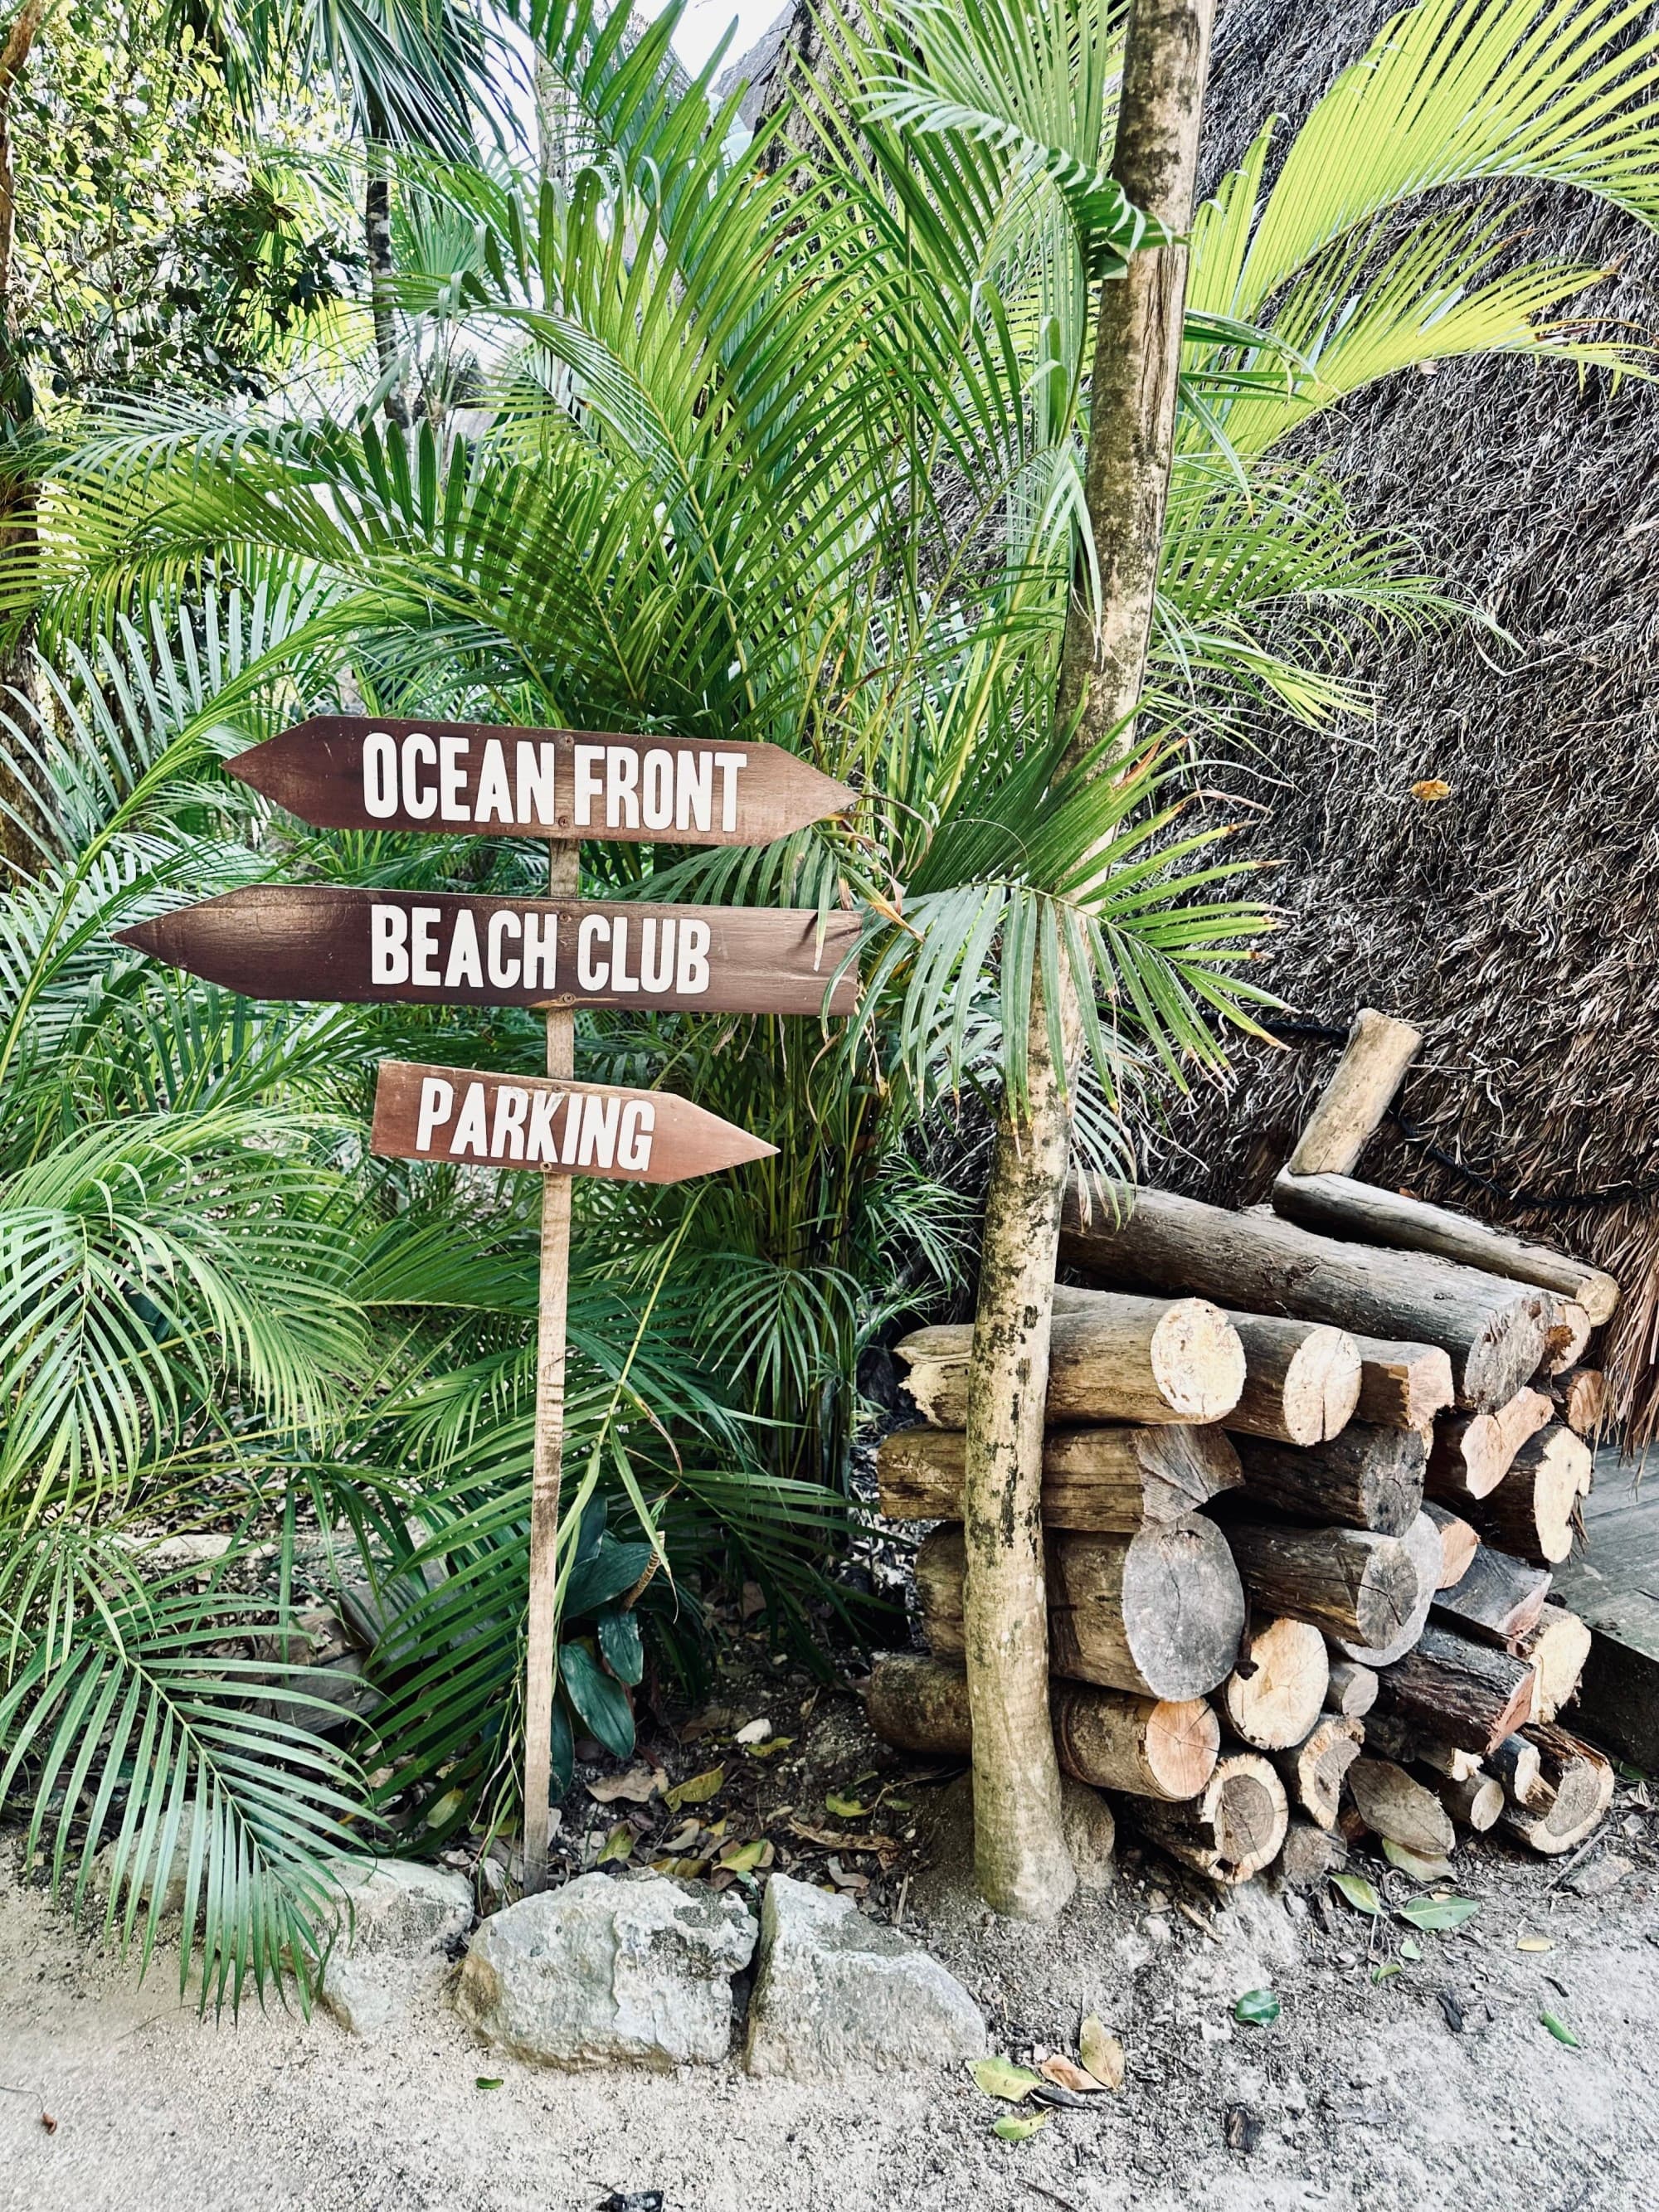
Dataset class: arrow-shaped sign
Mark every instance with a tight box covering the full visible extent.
[226,717,857,846]
[117,887,860,1016]
[371,1061,776,1184]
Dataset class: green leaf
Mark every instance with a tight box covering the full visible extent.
[991,2113,1048,2143]
[1383,1838,1454,1883]
[1371,1962,1401,1983]
[721,1838,767,1874]
[559,1642,635,1762]
[1541,2010,1582,2049]
[1331,1873,1384,1917]
[664,1766,726,1811]
[825,1791,868,1817]
[968,2057,1044,2103]
[1233,1989,1281,2027]
[1400,1937,1423,1962]
[1397,1896,1480,1933]
[596,1820,634,1864]
[474,2078,504,2090]
[596,1605,645,1686]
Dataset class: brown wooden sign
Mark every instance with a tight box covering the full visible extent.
[371,1060,776,1183]
[226,717,857,845]
[116,886,860,1015]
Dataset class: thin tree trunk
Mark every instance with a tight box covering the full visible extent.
[958,0,1218,1918]
[0,2,44,878]
[365,145,411,427]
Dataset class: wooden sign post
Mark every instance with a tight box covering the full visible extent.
[120,717,856,1898]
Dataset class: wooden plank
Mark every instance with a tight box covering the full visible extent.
[1285,1009,1422,1178]
[227,717,856,845]
[118,887,860,1016]
[371,1060,776,1184]
[1553,1465,1659,1769]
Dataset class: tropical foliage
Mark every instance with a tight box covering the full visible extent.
[3,0,1659,1999]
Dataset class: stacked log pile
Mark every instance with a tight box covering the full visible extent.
[866,1011,1621,1890]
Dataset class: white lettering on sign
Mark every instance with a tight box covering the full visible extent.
[411,1078,658,1174]
[367,904,718,998]
[570,744,750,835]
[359,731,560,827]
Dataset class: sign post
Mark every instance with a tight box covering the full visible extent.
[120,717,855,1897]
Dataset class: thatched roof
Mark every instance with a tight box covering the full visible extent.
[1163,0,1659,1445]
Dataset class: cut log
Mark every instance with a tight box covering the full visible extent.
[1270,1170,1620,1325]
[1426,1388,1554,1502]
[1486,1733,1547,1809]
[1122,1751,1289,1886]
[1324,1657,1379,1719]
[1350,1336,1456,1432]
[1466,1427,1589,1565]
[914,1526,966,1657]
[1047,1519,1246,1699]
[1277,1815,1350,1890]
[895,1293,1246,1427]
[1347,1757,1457,1860]
[1220,1314,1361,1446]
[1430,1544,1552,1648]
[1270,1714,1364,1830]
[1224,1522,1421,1648]
[866,1655,973,1757]
[1542,1300,1593,1377]
[1556,1369,1606,1437]
[1284,1009,1423,1178]
[1330,1510,1442,1666]
[1052,1684,1220,1802]
[1421,1501,1477,1589]
[1516,1605,1593,1726]
[1219,1616,1330,1751]
[864,1654,1222,1806]
[1502,1723,1615,1855]
[1376,1621,1536,1755]
[1364,1710,1483,1782]
[1061,1179,1554,1412]
[1232,1425,1424,1537]
[1439,1770,1503,1832]
[875,1420,1241,1532]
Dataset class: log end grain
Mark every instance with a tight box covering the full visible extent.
[1148,1299,1248,1422]
[1221,1616,1330,1751]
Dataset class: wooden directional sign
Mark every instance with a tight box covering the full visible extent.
[117,886,860,1016]
[372,1061,776,1184]
[226,717,857,846]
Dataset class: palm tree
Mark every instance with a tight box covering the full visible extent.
[7,0,1659,1976]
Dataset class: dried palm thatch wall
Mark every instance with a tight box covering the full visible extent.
[1159,0,1659,1444]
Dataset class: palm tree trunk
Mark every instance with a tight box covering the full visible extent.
[0,2,45,878]
[959,0,1219,1919]
[365,143,410,427]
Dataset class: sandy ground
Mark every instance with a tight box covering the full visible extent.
[5,1779,1659,2212]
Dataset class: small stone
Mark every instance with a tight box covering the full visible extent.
[456,1872,756,2069]
[320,1859,474,2038]
[1146,1889,1170,1912]
[744,1873,986,2078]
[1566,1854,1633,1899]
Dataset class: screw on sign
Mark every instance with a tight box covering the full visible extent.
[372,1062,777,1184]
[120,714,859,1895]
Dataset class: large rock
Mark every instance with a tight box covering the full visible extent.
[319,1858,474,2037]
[743,1874,987,2078]
[455,1871,757,2069]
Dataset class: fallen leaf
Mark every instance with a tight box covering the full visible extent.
[787,1820,898,1854]
[1382,1838,1454,1883]
[1331,1872,1384,1917]
[968,2056,1044,2103]
[664,1766,725,1811]
[475,2077,504,2090]
[883,1795,912,1812]
[596,1821,633,1865]
[1398,1896,1479,1933]
[718,1838,771,1874]
[649,1855,708,1879]
[424,1786,465,1829]
[586,1765,664,1806]
[1438,1989,1465,2034]
[825,1791,868,1818]
[1079,2015,1125,2090]
[747,1737,795,1759]
[1541,2010,1582,2048]
[733,1718,772,1745]
[1233,1989,1280,2028]
[1040,2055,1102,2095]
[1517,1935,1554,1953]
[660,1818,702,1853]
[1224,2105,1261,2154]
[1411,778,1452,803]
[1399,1937,1423,1962]
[991,2113,1048,2143]
[825,1856,868,1892]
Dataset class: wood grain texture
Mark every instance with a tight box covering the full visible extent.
[371,1060,774,1184]
[874,1421,1241,1531]
[1283,1009,1423,1178]
[119,886,860,1017]
[227,717,856,845]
